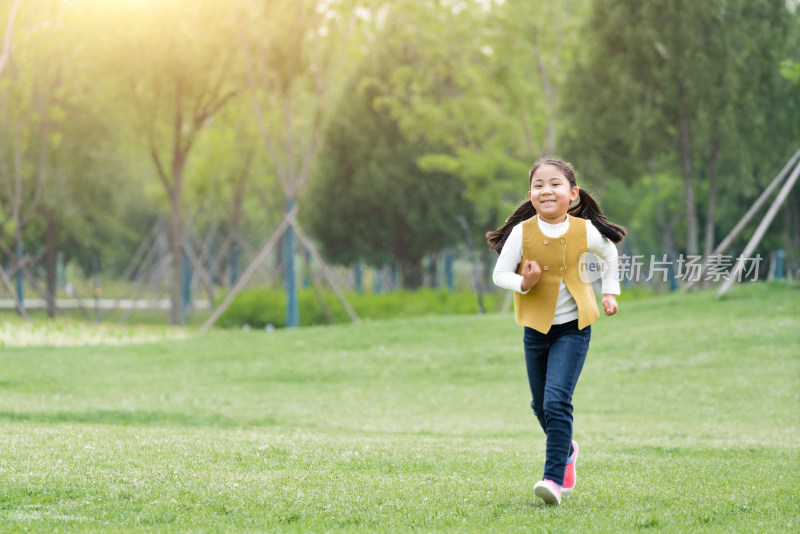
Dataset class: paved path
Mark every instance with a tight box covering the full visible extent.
[0,299,212,310]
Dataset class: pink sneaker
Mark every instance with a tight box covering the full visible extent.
[562,440,579,495]
[534,479,562,505]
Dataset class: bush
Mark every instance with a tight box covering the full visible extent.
[216,288,498,328]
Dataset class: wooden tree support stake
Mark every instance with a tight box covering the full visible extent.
[685,147,800,291]
[199,212,294,333]
[0,265,28,318]
[718,152,800,296]
[182,241,217,301]
[292,221,359,324]
[299,249,334,324]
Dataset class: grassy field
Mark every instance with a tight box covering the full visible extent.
[0,282,798,532]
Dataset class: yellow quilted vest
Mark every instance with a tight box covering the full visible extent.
[514,215,599,333]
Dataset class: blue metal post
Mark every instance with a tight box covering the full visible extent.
[354,261,363,294]
[230,244,239,286]
[209,233,218,286]
[302,250,311,288]
[15,239,24,315]
[444,251,454,291]
[181,247,192,323]
[374,265,382,294]
[93,258,99,322]
[775,249,785,280]
[57,251,66,289]
[285,198,299,328]
[668,252,678,292]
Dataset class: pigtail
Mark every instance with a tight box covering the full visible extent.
[569,188,626,244]
[486,200,536,253]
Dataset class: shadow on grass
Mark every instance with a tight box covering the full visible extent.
[0,410,276,428]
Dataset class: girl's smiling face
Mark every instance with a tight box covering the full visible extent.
[528,163,580,224]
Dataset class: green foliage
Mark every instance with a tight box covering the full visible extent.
[217,287,497,328]
[371,1,591,237]
[0,0,147,277]
[562,0,800,255]
[601,172,685,254]
[0,0,66,240]
[782,59,800,84]
[182,100,284,252]
[302,36,472,287]
[89,0,242,203]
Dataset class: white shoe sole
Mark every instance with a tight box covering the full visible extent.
[534,482,561,505]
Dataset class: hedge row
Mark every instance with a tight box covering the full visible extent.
[216,288,499,328]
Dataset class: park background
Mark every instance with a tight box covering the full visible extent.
[0,0,799,532]
[1,0,799,327]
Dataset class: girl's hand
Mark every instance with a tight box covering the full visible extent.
[602,294,618,316]
[520,260,542,292]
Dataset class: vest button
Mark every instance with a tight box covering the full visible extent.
[560,238,566,244]
[543,266,549,271]
[559,266,565,272]
[543,239,549,245]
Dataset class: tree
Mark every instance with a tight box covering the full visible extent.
[0,0,71,315]
[239,0,369,324]
[365,0,590,252]
[372,0,527,231]
[779,54,800,274]
[485,0,589,156]
[304,31,471,288]
[0,0,158,316]
[561,0,800,259]
[182,98,282,289]
[90,0,240,324]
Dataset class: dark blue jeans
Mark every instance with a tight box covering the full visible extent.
[523,320,591,486]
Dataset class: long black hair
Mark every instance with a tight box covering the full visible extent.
[486,158,626,253]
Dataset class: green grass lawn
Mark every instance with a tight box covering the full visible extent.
[1,282,798,532]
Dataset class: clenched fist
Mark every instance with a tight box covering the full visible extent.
[520,260,542,292]
[601,294,618,316]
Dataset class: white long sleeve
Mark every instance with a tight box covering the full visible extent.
[492,217,620,324]
[492,223,529,294]
[585,220,621,296]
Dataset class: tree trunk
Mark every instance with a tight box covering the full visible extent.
[425,254,438,289]
[481,251,493,293]
[650,164,679,256]
[702,130,720,289]
[401,258,423,290]
[284,197,299,328]
[45,217,57,318]
[227,176,245,288]
[677,85,699,255]
[14,232,24,314]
